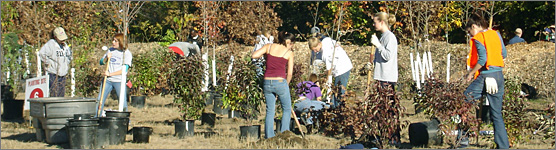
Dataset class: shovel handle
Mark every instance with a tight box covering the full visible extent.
[291,109,305,138]
[96,61,111,117]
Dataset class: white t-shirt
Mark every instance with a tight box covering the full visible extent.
[103,48,132,82]
[320,37,353,77]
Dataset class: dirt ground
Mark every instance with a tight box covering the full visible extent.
[2,41,555,149]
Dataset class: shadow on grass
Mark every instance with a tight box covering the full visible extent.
[1,132,36,142]
[2,132,71,149]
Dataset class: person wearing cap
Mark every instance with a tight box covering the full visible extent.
[508,28,526,45]
[39,27,72,97]
[309,26,326,66]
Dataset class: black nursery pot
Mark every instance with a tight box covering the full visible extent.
[476,105,492,124]
[66,118,99,149]
[275,118,295,133]
[133,127,153,143]
[105,110,131,118]
[98,117,129,145]
[240,125,261,140]
[174,120,195,138]
[228,110,243,119]
[131,96,146,108]
[213,96,229,115]
[1,99,24,120]
[201,113,216,127]
[409,119,443,147]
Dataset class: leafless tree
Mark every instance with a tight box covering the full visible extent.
[101,1,145,44]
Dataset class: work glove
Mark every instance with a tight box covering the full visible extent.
[485,77,498,94]
[370,34,382,48]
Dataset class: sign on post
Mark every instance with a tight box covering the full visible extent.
[25,75,49,110]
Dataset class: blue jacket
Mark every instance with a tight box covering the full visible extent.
[508,35,525,45]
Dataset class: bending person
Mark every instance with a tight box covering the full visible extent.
[308,36,352,108]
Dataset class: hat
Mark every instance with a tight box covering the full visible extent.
[515,28,522,34]
[550,25,555,29]
[310,27,320,34]
[53,27,68,41]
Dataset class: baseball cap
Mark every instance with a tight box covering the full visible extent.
[310,27,320,34]
[515,28,522,34]
[54,27,68,41]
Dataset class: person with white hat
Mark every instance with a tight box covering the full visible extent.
[508,28,526,45]
[39,27,72,97]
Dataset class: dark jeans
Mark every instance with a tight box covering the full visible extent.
[463,71,509,149]
[48,73,66,97]
[332,70,351,108]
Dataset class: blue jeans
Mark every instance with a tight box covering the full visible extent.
[463,71,509,149]
[96,80,128,117]
[48,73,66,97]
[332,70,351,108]
[263,79,292,139]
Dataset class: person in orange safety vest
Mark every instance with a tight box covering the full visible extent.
[459,14,510,149]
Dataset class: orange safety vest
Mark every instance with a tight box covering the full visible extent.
[467,29,505,79]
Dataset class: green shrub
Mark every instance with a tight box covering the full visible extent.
[168,55,206,120]
[222,56,264,124]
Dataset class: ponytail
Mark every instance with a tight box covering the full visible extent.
[278,31,295,46]
[375,12,396,28]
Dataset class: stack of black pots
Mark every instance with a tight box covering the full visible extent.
[66,114,98,149]
[99,111,131,146]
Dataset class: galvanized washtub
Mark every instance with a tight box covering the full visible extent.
[29,97,97,144]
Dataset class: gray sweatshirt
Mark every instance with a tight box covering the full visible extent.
[373,30,398,82]
[39,39,72,76]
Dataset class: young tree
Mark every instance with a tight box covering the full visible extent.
[100,1,145,43]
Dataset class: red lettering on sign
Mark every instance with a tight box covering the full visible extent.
[28,79,41,87]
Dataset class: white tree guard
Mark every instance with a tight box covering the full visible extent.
[36,50,42,76]
[71,68,75,97]
[446,53,451,83]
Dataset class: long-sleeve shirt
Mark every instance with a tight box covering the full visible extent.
[472,31,507,74]
[507,35,525,45]
[39,39,72,76]
[321,37,353,77]
[373,30,398,82]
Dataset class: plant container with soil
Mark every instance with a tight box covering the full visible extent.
[168,55,207,138]
[130,95,146,108]
[174,120,195,138]
[1,84,23,120]
[221,58,264,140]
[201,112,216,127]
[2,99,24,120]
